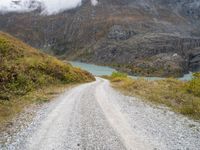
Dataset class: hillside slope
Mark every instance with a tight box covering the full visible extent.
[0,31,94,100]
[0,0,200,77]
[0,31,94,123]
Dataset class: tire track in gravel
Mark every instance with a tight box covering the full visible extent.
[2,77,200,150]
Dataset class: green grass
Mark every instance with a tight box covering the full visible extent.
[107,72,200,120]
[110,72,128,78]
[0,31,95,123]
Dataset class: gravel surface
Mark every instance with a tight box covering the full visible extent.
[1,77,200,150]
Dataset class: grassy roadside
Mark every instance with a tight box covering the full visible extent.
[0,83,77,125]
[0,32,95,124]
[105,72,200,120]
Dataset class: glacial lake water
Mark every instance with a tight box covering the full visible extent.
[70,61,193,81]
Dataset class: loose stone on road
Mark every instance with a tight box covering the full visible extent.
[2,78,200,150]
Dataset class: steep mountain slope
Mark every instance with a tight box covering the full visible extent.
[0,31,94,100]
[0,0,200,77]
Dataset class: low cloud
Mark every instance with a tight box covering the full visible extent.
[0,0,98,15]
[41,0,82,14]
[91,0,98,6]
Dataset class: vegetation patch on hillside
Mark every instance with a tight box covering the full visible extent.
[106,72,200,120]
[0,32,95,123]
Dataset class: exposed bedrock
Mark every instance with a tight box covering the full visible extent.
[81,32,200,77]
[189,47,200,72]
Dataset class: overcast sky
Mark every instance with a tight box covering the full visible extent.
[0,0,98,15]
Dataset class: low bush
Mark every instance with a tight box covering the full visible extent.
[0,32,94,101]
[186,73,200,97]
[0,32,95,123]
[111,72,128,78]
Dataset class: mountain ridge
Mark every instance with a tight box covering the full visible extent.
[0,0,200,77]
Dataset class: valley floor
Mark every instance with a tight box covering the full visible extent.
[1,78,200,150]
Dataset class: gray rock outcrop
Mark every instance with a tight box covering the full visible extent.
[189,47,200,72]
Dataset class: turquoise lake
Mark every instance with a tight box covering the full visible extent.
[70,61,193,81]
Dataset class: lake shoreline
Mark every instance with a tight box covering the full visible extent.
[70,61,193,81]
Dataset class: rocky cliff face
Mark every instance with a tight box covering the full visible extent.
[0,0,200,77]
[189,47,200,72]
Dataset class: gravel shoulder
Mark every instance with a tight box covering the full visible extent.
[1,78,200,150]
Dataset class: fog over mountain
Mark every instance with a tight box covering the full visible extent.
[0,0,97,14]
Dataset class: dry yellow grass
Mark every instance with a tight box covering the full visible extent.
[0,84,71,123]
[107,72,200,120]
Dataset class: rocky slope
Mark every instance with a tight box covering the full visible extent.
[0,0,200,77]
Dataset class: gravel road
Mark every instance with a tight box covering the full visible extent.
[1,78,200,150]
